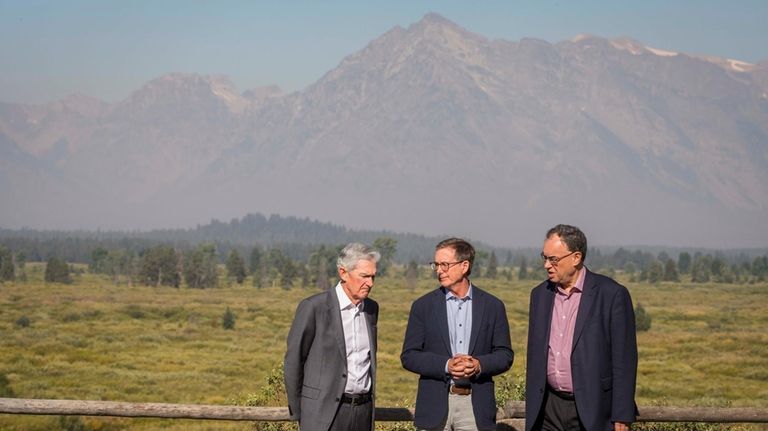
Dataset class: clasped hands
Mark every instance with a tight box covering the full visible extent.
[447,354,481,379]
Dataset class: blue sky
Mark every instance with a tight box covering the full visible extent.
[2,0,767,104]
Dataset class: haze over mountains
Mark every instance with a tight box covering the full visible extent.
[1,14,767,248]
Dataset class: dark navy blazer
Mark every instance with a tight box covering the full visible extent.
[525,269,638,431]
[401,285,514,430]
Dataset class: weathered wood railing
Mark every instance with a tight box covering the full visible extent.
[1,398,766,425]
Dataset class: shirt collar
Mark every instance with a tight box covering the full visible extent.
[335,281,363,311]
[557,267,586,296]
[445,283,473,301]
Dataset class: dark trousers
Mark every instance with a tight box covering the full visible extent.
[328,398,372,431]
[532,387,585,431]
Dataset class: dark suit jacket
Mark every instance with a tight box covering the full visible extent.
[401,285,514,430]
[525,268,637,431]
[284,287,378,431]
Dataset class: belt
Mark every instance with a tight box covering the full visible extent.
[449,385,471,395]
[341,392,372,405]
[547,386,575,401]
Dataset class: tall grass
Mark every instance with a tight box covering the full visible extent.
[1,266,766,429]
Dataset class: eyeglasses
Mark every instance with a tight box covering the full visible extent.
[540,251,576,265]
[429,261,464,271]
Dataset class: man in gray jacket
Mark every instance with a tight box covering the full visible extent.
[284,243,380,431]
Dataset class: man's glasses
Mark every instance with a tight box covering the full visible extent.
[540,251,576,265]
[429,261,464,271]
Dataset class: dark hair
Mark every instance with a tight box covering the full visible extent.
[546,224,588,263]
[436,238,475,276]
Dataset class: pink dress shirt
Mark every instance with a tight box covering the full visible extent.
[546,267,585,393]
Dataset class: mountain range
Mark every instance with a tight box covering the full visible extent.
[1,13,767,248]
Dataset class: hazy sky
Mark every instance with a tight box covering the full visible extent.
[2,0,767,104]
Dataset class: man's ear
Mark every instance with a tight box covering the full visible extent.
[338,267,347,283]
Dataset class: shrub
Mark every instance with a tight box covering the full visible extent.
[222,307,236,330]
[45,256,72,284]
[635,303,652,332]
[14,315,31,328]
[0,373,14,397]
[239,363,296,431]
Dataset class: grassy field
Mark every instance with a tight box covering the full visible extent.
[1,265,766,430]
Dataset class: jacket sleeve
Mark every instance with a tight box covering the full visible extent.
[475,299,514,378]
[400,299,451,380]
[283,299,316,420]
[610,285,638,423]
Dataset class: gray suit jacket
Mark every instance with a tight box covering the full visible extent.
[284,287,378,431]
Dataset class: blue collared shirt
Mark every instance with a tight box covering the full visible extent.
[446,284,473,356]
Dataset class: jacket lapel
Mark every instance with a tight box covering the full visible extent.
[571,269,596,351]
[326,287,347,367]
[364,299,377,373]
[541,283,557,345]
[434,288,452,354]
[468,286,486,355]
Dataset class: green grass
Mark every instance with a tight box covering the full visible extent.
[0,266,766,430]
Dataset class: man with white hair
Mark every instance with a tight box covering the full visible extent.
[284,243,380,431]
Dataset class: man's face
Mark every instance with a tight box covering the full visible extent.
[542,234,580,286]
[434,247,469,291]
[339,259,377,304]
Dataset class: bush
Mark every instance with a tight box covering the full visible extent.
[238,363,296,431]
[45,256,72,284]
[14,315,31,328]
[222,307,236,330]
[0,373,15,397]
[495,372,525,407]
[636,303,652,332]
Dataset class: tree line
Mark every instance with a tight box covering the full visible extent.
[1,242,766,288]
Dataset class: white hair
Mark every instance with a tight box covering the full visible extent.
[337,243,380,271]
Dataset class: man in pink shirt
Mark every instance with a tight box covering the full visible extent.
[525,224,638,431]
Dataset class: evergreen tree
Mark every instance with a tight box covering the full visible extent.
[691,255,712,283]
[486,251,498,279]
[517,256,528,280]
[104,249,137,286]
[45,256,72,284]
[646,260,664,284]
[249,246,262,275]
[222,307,236,330]
[184,244,218,289]
[15,251,27,282]
[710,256,726,278]
[90,247,109,273]
[372,237,397,276]
[678,252,692,274]
[663,258,679,282]
[0,246,15,282]
[139,245,181,288]
[751,255,768,281]
[624,262,636,278]
[226,249,247,284]
[635,303,651,332]
[405,259,419,291]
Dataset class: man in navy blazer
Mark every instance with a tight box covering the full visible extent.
[526,225,638,431]
[402,238,514,431]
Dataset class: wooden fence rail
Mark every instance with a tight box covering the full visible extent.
[1,398,767,424]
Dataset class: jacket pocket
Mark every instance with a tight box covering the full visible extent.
[302,384,320,399]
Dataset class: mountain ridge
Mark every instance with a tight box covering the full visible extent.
[1,14,766,248]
